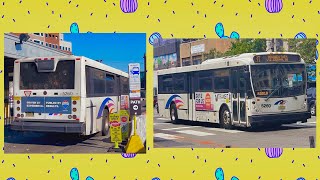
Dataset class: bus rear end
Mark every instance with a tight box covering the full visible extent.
[11,56,84,134]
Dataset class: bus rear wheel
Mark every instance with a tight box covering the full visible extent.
[170,104,179,124]
[220,106,232,129]
[102,109,110,138]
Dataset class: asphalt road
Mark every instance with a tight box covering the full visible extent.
[154,111,316,148]
[4,112,146,154]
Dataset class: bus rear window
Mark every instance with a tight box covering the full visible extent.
[20,60,75,90]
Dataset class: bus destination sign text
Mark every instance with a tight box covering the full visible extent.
[253,54,300,63]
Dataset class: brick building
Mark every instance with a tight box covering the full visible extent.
[11,33,72,54]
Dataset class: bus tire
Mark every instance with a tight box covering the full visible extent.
[102,109,110,138]
[220,106,232,129]
[170,103,179,124]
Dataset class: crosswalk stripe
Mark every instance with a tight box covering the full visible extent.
[162,127,194,131]
[176,130,216,136]
[154,133,184,140]
[205,128,243,133]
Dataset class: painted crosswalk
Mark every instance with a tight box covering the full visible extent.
[176,130,216,136]
[154,133,184,140]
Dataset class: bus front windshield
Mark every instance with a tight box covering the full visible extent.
[251,64,306,98]
[20,60,75,90]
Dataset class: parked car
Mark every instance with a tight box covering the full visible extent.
[307,87,316,116]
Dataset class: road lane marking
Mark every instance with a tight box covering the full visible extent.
[154,133,184,140]
[176,130,216,136]
[205,128,243,133]
[162,127,194,131]
[157,118,170,121]
[154,123,169,125]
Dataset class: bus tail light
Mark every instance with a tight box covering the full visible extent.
[73,115,77,119]
[72,108,77,112]
[17,100,20,104]
[73,101,77,105]
[76,58,81,60]
[17,114,20,118]
[16,107,20,111]
[68,115,72,119]
[21,114,24,118]
[43,91,47,95]
[252,101,256,104]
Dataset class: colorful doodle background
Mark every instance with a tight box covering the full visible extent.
[0,0,320,179]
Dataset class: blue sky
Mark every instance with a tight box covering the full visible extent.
[63,33,146,72]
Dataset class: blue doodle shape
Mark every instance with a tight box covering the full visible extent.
[297,178,305,180]
[215,167,224,180]
[7,178,15,180]
[215,167,239,180]
[231,177,239,180]
[149,32,162,45]
[215,23,225,38]
[70,168,93,180]
[316,50,318,60]
[70,22,79,33]
[120,0,138,13]
[230,31,240,39]
[215,22,240,39]
[294,32,307,39]
[152,178,160,180]
[316,39,319,46]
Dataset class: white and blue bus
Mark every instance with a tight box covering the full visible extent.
[156,52,311,129]
[11,56,129,136]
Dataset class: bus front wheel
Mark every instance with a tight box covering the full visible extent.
[170,104,179,124]
[102,109,111,138]
[220,106,232,129]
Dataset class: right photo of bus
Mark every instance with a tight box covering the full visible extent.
[153,38,317,148]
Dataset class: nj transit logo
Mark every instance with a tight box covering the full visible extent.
[274,100,287,110]
[165,95,184,109]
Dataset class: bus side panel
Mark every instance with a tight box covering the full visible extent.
[213,93,232,123]
[85,98,96,135]
[194,92,216,123]
[176,93,188,120]
[157,94,171,119]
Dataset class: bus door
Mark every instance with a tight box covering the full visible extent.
[187,72,195,120]
[231,68,247,125]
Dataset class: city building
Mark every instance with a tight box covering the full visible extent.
[11,33,72,54]
[153,39,183,70]
[266,38,289,52]
[179,38,234,66]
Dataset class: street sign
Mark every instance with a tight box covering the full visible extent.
[120,110,130,139]
[109,113,122,143]
[129,63,141,99]
[129,98,141,116]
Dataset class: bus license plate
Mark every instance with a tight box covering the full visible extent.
[25,113,34,117]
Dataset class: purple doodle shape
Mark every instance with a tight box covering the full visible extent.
[121,153,137,158]
[120,0,138,13]
[265,0,283,13]
[265,148,283,158]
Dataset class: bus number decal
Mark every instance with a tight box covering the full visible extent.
[261,104,271,108]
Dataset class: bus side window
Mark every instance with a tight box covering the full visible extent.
[173,73,187,93]
[159,75,173,93]
[105,73,115,95]
[214,69,230,92]
[197,70,213,91]
[120,77,129,95]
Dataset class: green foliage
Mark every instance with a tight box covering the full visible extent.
[204,48,224,59]
[224,39,267,56]
[288,39,317,63]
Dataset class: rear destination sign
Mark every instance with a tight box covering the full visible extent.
[21,97,72,114]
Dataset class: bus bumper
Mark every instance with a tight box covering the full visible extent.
[249,112,311,126]
[10,121,86,134]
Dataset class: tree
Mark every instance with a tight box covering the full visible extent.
[223,39,267,56]
[288,39,317,64]
[204,48,224,60]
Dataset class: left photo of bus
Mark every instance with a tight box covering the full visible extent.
[4,33,147,154]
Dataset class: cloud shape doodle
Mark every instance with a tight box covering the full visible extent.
[70,168,94,180]
[121,153,137,158]
[215,167,239,180]
[70,22,79,33]
[215,22,240,39]
[7,178,15,180]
